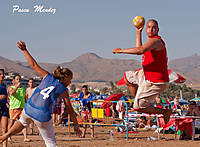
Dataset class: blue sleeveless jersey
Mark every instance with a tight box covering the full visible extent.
[24,74,67,122]
[79,92,93,111]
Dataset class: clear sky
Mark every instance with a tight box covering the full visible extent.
[1,0,200,63]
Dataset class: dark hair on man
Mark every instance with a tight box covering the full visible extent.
[0,69,4,74]
[13,73,21,80]
[147,19,159,27]
[53,66,73,84]
[82,85,88,89]
[189,101,196,105]
[140,116,147,121]
[164,105,169,109]
[29,78,34,82]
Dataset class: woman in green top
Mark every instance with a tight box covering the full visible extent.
[7,74,31,142]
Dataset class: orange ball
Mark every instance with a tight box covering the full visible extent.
[132,16,145,29]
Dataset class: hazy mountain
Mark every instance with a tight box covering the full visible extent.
[0,56,37,78]
[60,53,141,82]
[168,54,200,88]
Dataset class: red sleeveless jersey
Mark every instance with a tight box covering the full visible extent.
[142,36,169,83]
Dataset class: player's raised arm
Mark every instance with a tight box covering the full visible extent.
[16,41,48,79]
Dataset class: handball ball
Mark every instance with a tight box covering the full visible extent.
[132,16,145,28]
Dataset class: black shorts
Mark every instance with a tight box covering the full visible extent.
[0,103,9,118]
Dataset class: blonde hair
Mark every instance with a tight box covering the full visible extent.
[53,66,73,84]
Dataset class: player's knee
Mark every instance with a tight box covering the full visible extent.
[1,127,7,133]
[125,81,138,88]
[133,101,146,110]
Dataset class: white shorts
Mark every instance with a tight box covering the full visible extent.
[19,110,56,147]
[124,69,168,110]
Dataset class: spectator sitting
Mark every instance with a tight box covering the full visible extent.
[173,95,183,116]
[186,101,200,116]
[177,101,200,140]
[136,116,153,129]
[154,95,163,109]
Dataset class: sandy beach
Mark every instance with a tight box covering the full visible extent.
[2,125,200,147]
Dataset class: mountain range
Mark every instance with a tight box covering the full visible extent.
[0,53,200,89]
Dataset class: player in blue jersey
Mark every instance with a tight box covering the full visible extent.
[0,41,82,147]
[0,69,9,147]
[79,85,94,138]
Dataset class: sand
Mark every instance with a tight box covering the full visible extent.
[2,125,200,147]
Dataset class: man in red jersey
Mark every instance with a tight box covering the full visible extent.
[112,19,171,124]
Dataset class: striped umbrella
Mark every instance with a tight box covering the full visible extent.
[190,97,200,102]
[168,69,186,83]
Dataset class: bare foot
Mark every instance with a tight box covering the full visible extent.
[24,138,32,142]
[128,108,135,112]
[80,134,86,138]
[8,137,12,142]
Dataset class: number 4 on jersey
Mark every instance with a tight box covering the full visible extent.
[40,86,55,99]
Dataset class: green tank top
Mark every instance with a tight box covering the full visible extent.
[9,86,26,109]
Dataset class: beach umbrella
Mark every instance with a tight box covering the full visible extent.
[190,97,200,102]
[170,99,189,105]
[117,77,126,86]
[168,69,186,84]
[117,69,186,86]
[100,93,123,109]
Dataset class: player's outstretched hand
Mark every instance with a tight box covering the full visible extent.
[17,41,27,51]
[74,125,82,137]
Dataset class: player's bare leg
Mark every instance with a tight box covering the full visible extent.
[137,106,172,124]
[125,78,138,112]
[0,121,25,144]
[124,78,138,98]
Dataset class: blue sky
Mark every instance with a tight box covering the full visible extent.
[1,0,200,63]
